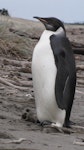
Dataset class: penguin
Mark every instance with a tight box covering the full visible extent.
[32,17,76,128]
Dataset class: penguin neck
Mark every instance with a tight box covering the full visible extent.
[56,27,66,36]
[40,27,66,41]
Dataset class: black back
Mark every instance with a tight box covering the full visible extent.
[50,34,76,126]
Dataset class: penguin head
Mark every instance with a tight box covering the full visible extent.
[33,16,65,32]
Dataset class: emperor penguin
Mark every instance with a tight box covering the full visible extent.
[32,17,76,128]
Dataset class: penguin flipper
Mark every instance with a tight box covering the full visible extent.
[50,34,76,112]
[54,51,69,109]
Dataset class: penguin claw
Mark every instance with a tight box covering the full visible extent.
[51,123,75,134]
[64,120,76,128]
[69,120,76,126]
[51,123,64,133]
[37,120,75,134]
[38,121,52,127]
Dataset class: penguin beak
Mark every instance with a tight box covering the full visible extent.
[33,16,48,24]
[33,16,55,31]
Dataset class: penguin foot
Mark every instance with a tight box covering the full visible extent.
[37,120,75,134]
[64,120,76,128]
[69,120,76,126]
[38,121,52,127]
[51,123,64,133]
[51,123,75,134]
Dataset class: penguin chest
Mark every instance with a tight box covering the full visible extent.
[32,32,66,127]
[32,37,57,120]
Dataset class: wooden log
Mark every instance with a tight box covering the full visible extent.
[9,28,40,40]
[43,124,84,134]
[76,64,84,71]
[73,48,84,55]
[73,138,84,146]
[0,77,28,90]
[3,58,31,73]
[7,78,33,87]
[3,58,31,68]
[77,79,84,85]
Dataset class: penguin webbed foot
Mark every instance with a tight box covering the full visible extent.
[64,120,76,128]
[40,121,76,134]
[51,123,75,134]
[38,120,52,127]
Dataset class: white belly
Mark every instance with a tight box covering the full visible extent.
[32,30,66,127]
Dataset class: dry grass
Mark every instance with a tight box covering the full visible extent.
[0,15,84,60]
[0,16,38,60]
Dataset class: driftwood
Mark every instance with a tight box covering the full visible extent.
[73,138,84,146]
[72,42,84,55]
[70,125,84,132]
[9,28,40,40]
[42,124,84,134]
[19,66,31,73]
[73,48,84,55]
[15,80,33,87]
[3,58,31,68]
[3,58,31,73]
[76,64,84,71]
[5,138,26,144]
[77,74,84,79]
[72,42,84,48]
[76,84,84,88]
[0,77,28,90]
[77,79,84,85]
[7,78,33,87]
[10,76,33,87]
[75,56,84,61]
[51,124,75,134]
[76,90,84,95]
[52,124,84,134]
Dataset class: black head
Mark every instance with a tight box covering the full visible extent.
[33,16,65,32]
